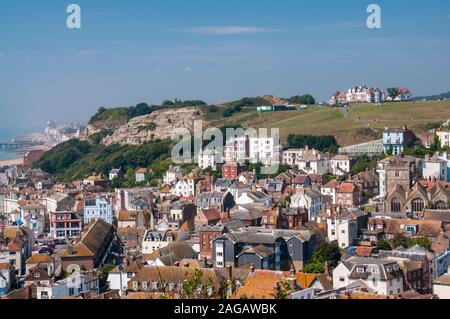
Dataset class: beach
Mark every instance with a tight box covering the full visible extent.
[0,158,24,168]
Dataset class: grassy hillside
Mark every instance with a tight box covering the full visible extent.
[229,100,450,146]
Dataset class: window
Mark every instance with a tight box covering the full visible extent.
[391,198,402,213]
[411,198,425,213]
[40,291,48,299]
[339,277,345,282]
[69,288,75,296]
[142,282,148,290]
[435,201,447,210]
[133,281,139,290]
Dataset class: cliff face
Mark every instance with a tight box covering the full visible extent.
[101,107,202,146]
[81,119,126,139]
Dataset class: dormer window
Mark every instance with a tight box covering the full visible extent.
[34,272,41,279]
[152,282,158,290]
[356,267,365,273]
[142,282,148,290]
[133,281,139,290]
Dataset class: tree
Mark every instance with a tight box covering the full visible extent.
[350,155,377,175]
[377,239,392,251]
[392,234,410,249]
[88,107,108,124]
[208,105,218,113]
[430,135,441,152]
[274,281,292,299]
[410,237,432,251]
[303,242,342,273]
[181,269,215,299]
[288,94,316,105]
[387,87,400,100]
[287,134,338,152]
[97,264,116,292]
[222,108,235,118]
[232,105,242,112]
[161,100,175,107]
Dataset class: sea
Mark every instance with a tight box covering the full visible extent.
[0,127,43,161]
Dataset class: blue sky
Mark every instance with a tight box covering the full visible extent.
[0,0,449,130]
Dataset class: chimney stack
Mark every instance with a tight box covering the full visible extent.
[67,245,74,256]
[226,263,233,280]
[250,264,255,273]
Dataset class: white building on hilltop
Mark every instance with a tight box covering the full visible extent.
[330,86,386,105]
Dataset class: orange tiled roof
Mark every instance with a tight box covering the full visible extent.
[295,273,318,289]
[26,254,54,264]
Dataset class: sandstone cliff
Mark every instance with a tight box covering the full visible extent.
[101,107,201,146]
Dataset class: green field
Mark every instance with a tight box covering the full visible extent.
[209,100,450,146]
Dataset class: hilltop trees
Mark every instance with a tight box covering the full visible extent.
[287,94,316,105]
[287,134,338,153]
[387,87,400,100]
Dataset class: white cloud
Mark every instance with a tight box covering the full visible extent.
[182,66,193,72]
[176,26,281,35]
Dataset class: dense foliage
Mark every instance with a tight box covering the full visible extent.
[161,99,207,107]
[303,243,342,274]
[88,100,207,125]
[350,155,378,175]
[391,234,433,251]
[34,139,93,175]
[287,94,316,105]
[387,87,400,100]
[88,129,114,145]
[287,134,338,153]
[34,139,172,182]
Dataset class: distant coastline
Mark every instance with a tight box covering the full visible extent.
[0,158,23,168]
[0,128,50,164]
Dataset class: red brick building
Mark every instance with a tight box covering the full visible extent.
[337,182,361,209]
[222,162,244,179]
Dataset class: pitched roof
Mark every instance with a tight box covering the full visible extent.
[201,208,221,221]
[234,270,286,299]
[434,274,450,286]
[323,180,339,189]
[26,254,54,264]
[239,245,275,258]
[127,266,221,291]
[61,219,113,258]
[338,182,359,193]
[148,242,198,266]
[423,210,450,223]
[369,217,442,238]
